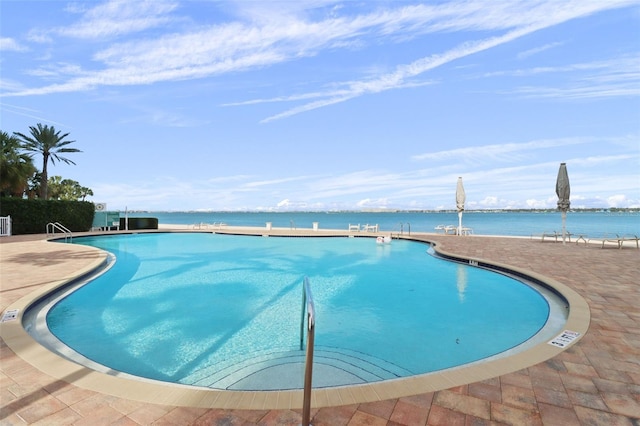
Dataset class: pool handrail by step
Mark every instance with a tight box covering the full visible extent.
[300,276,315,426]
[46,222,73,242]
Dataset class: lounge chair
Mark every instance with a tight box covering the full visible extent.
[349,224,360,232]
[599,234,639,249]
[618,234,640,249]
[575,234,588,245]
[444,225,457,235]
[363,224,379,232]
[538,231,572,242]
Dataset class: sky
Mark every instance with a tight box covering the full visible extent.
[1,0,639,212]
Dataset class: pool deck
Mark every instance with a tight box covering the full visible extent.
[1,228,639,425]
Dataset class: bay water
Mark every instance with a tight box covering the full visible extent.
[126,210,639,238]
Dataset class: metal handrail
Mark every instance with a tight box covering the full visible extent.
[300,277,315,426]
[46,222,73,242]
[395,222,411,237]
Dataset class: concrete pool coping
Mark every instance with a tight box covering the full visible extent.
[1,227,591,411]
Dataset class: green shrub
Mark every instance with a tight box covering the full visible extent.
[0,197,94,234]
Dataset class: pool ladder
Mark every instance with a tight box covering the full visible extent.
[46,222,73,242]
[392,222,411,238]
[300,277,315,426]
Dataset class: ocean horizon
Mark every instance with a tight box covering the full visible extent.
[125,210,640,238]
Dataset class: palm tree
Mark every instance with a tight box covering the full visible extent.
[79,186,94,201]
[14,124,81,199]
[0,131,36,197]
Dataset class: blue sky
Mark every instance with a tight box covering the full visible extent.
[1,1,639,211]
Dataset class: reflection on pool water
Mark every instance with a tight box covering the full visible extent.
[35,233,560,390]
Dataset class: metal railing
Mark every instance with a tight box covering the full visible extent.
[393,222,411,238]
[399,222,411,235]
[299,277,315,426]
[46,222,73,242]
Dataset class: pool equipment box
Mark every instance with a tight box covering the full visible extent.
[92,211,120,230]
[120,217,159,230]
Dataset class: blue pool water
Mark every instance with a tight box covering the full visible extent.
[45,233,551,390]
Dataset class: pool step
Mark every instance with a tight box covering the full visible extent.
[182,346,413,390]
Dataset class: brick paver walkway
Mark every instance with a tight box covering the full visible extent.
[1,232,639,425]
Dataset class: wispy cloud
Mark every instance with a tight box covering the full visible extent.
[258,27,544,122]
[485,56,639,78]
[411,137,591,162]
[58,0,179,39]
[0,103,70,127]
[484,55,640,99]
[517,41,564,59]
[4,0,633,104]
[511,83,640,99]
[253,2,638,122]
[0,37,28,52]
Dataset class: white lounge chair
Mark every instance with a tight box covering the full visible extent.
[599,234,639,249]
[538,231,572,242]
[444,225,457,235]
[618,234,639,249]
[348,224,360,232]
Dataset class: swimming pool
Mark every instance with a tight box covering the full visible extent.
[28,233,565,391]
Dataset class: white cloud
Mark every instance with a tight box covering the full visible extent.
[411,137,589,162]
[5,0,635,107]
[0,37,28,52]
[607,194,629,208]
[0,103,70,127]
[490,56,640,100]
[356,198,390,208]
[260,27,553,122]
[517,42,564,59]
[255,1,638,121]
[525,198,552,209]
[58,0,179,39]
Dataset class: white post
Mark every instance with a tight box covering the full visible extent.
[125,206,129,231]
[458,211,463,236]
[561,211,567,245]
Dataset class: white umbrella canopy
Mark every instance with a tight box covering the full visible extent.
[555,163,571,244]
[456,177,466,235]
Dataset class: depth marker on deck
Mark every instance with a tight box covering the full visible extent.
[548,330,580,348]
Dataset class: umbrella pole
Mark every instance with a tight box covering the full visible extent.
[458,212,463,236]
[561,210,566,245]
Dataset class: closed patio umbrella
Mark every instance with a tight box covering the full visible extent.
[556,163,570,245]
[456,177,465,236]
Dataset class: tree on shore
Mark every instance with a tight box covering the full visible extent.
[0,131,36,197]
[48,176,94,201]
[14,124,82,200]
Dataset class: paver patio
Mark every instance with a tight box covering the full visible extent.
[1,230,638,425]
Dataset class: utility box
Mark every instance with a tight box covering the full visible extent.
[92,211,120,231]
